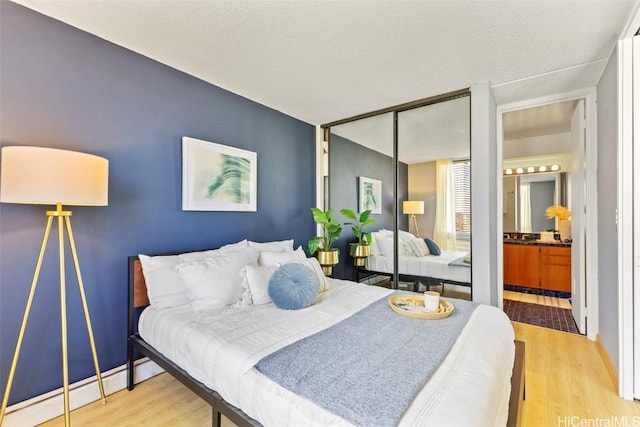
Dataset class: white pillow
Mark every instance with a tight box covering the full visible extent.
[369,232,386,256]
[257,247,329,293]
[138,254,189,308]
[376,236,394,258]
[374,237,423,258]
[243,264,278,305]
[248,239,294,252]
[398,230,416,241]
[299,257,330,293]
[138,241,252,309]
[177,247,259,312]
[258,246,306,266]
[178,239,249,262]
[405,238,429,257]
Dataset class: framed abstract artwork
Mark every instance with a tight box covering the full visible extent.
[359,176,382,214]
[182,137,257,211]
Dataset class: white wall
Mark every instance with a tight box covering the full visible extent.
[597,45,620,372]
[408,161,436,239]
[471,82,499,305]
[503,132,572,158]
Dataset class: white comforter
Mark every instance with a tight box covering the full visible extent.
[139,280,514,426]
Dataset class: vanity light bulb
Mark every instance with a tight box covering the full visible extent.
[516,167,524,174]
[551,164,560,171]
[527,166,535,173]
[505,169,513,175]
[539,165,547,172]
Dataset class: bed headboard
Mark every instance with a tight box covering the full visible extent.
[127,249,215,338]
[129,256,149,308]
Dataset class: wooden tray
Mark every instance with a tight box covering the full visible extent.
[388,294,454,319]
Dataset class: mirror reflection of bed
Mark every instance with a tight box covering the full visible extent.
[327,92,471,300]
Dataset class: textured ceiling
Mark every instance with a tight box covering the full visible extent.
[11,0,637,127]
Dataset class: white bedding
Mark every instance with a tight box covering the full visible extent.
[139,279,514,426]
[366,251,471,284]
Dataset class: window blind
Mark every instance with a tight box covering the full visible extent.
[452,160,471,233]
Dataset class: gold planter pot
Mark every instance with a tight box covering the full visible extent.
[316,250,339,276]
[350,243,370,267]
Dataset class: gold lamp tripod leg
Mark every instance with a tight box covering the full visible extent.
[409,214,420,238]
[0,204,106,426]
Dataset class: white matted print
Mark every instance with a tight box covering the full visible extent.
[182,137,257,211]
[359,176,382,214]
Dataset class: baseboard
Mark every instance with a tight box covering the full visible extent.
[2,358,164,427]
[595,334,618,390]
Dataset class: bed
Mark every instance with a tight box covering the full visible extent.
[127,242,524,427]
[357,230,471,294]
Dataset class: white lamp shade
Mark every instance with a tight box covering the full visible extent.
[403,200,424,215]
[0,146,108,206]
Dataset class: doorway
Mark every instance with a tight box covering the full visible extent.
[499,97,591,335]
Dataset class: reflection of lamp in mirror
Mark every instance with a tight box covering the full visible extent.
[403,200,424,237]
[0,146,109,426]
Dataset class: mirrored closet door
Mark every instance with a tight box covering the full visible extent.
[327,112,394,281]
[396,94,471,296]
[323,90,471,297]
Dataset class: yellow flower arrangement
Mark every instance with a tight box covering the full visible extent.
[545,205,571,220]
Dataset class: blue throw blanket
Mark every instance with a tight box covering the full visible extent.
[449,253,471,267]
[255,292,479,427]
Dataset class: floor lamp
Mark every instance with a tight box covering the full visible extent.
[403,200,424,238]
[0,146,109,426]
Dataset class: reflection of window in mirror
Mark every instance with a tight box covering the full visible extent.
[430,158,470,252]
[452,160,470,251]
[402,96,471,253]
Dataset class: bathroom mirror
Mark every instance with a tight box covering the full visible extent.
[503,171,568,233]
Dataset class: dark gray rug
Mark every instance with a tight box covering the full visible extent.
[503,299,580,334]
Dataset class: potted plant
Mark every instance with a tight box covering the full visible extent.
[308,208,342,275]
[340,208,378,266]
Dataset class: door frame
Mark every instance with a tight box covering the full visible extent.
[496,88,598,340]
[618,3,640,401]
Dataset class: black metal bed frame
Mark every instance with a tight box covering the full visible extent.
[126,253,523,427]
[355,266,472,298]
[126,254,260,427]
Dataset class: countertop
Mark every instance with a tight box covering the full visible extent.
[503,239,571,247]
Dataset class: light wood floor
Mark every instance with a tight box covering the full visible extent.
[504,289,572,309]
[38,322,640,427]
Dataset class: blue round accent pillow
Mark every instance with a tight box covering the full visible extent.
[268,263,319,310]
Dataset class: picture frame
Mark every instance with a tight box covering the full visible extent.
[359,176,382,214]
[182,137,257,211]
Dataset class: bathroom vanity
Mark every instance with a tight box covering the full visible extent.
[503,239,571,293]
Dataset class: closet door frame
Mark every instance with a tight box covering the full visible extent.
[320,88,471,291]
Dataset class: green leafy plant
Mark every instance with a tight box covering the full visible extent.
[340,208,378,245]
[308,208,342,255]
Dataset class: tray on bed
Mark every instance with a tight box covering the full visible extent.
[388,294,454,319]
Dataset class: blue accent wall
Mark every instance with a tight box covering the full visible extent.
[0,2,315,404]
[329,134,408,280]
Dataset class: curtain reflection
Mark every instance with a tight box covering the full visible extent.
[519,182,532,232]
[434,159,457,250]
